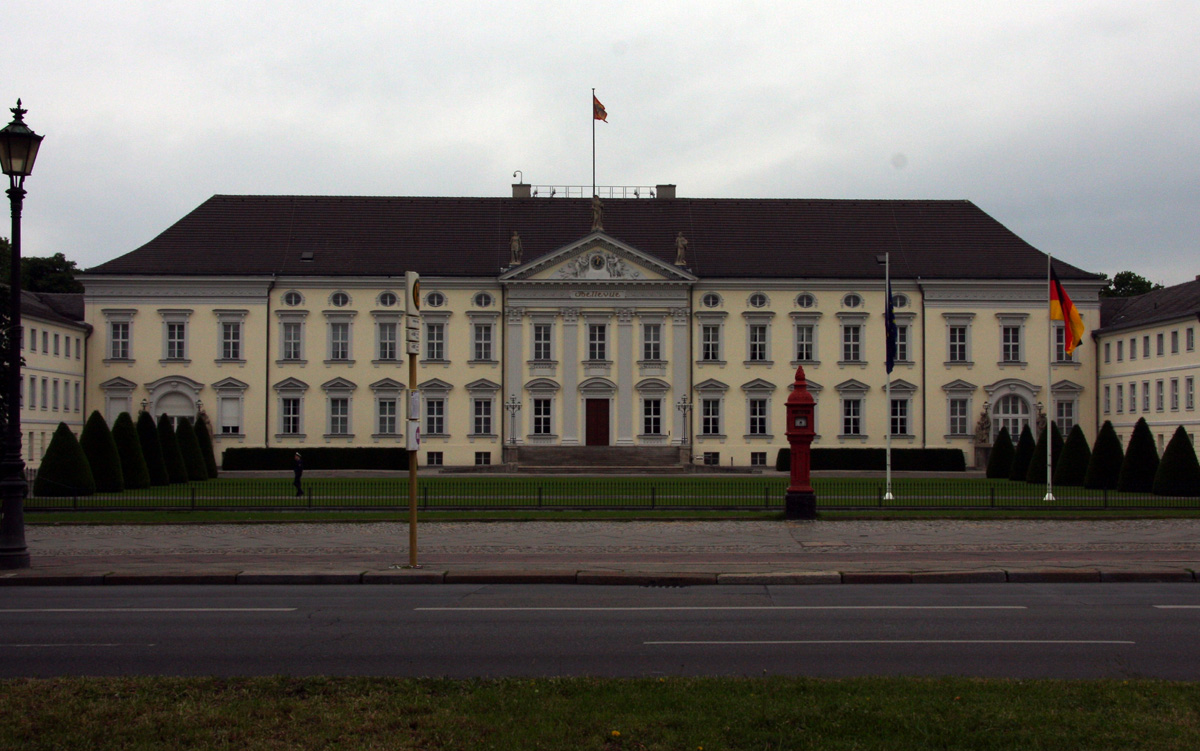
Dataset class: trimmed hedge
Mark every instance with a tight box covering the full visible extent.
[1154,425,1200,497]
[175,418,209,482]
[1085,421,1124,490]
[1118,417,1159,493]
[1053,424,1091,487]
[986,427,1015,479]
[222,447,411,471]
[32,422,95,497]
[1025,423,1065,484]
[137,411,170,486]
[1009,425,1036,482]
[79,410,124,493]
[195,418,219,478]
[158,414,189,484]
[111,412,151,490]
[809,448,966,472]
[775,448,790,472]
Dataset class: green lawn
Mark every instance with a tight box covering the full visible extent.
[3,676,1200,750]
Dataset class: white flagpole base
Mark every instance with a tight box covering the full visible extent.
[1043,492,1056,502]
[883,492,894,501]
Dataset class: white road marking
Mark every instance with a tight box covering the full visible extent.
[1154,605,1200,609]
[646,639,1135,645]
[416,606,1027,612]
[0,608,298,613]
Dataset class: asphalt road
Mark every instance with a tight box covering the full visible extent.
[3,583,1199,680]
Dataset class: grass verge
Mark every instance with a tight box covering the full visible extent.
[3,676,1200,750]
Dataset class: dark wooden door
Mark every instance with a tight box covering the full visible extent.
[585,399,609,446]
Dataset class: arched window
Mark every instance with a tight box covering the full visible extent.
[993,394,1030,442]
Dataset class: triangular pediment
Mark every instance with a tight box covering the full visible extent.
[941,379,978,393]
[99,376,138,390]
[835,378,871,393]
[740,378,777,393]
[501,232,696,283]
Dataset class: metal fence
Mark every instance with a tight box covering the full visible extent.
[22,476,1200,512]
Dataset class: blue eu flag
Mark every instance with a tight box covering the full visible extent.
[884,277,897,375]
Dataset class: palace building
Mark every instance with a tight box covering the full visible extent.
[66,182,1112,470]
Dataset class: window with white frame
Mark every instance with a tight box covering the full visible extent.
[473,323,493,361]
[795,324,814,361]
[40,379,47,410]
[218,397,241,434]
[748,324,767,362]
[841,324,861,362]
[377,398,397,435]
[1186,377,1194,410]
[377,320,398,361]
[1142,335,1150,358]
[1171,378,1180,410]
[53,333,59,356]
[533,324,553,361]
[1156,380,1165,411]
[425,322,445,360]
[62,380,69,412]
[473,398,493,435]
[27,327,34,352]
[1157,333,1164,356]
[1116,384,1124,413]
[166,322,186,359]
[109,321,130,359]
[748,398,768,435]
[1001,324,1023,362]
[895,323,910,362]
[994,394,1030,442]
[1117,340,1124,361]
[328,398,350,435]
[282,398,302,435]
[221,322,242,360]
[532,398,552,435]
[890,397,910,436]
[1129,337,1137,360]
[949,398,970,436]
[1056,400,1076,435]
[642,398,662,435]
[1187,327,1195,352]
[948,325,968,362]
[328,321,351,361]
[51,380,59,411]
[1103,385,1111,413]
[74,382,80,412]
[642,323,661,361]
[1143,380,1151,411]
[588,324,608,361]
[841,398,862,436]
[283,322,304,360]
[1104,342,1111,363]
[1054,325,1076,363]
[1129,382,1138,413]
[41,331,48,352]
[1171,330,1179,354]
[701,324,721,361]
[425,398,445,435]
[701,398,721,436]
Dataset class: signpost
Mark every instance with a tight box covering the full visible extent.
[404,271,421,567]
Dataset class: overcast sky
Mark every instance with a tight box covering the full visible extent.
[5,1,1198,285]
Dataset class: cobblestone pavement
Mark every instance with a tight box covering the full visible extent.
[8,519,1200,580]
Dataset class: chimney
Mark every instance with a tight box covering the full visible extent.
[655,184,676,200]
[512,183,531,199]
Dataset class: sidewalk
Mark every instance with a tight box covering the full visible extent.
[4,519,1200,586]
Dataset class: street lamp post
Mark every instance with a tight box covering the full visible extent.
[675,394,692,466]
[505,396,521,445]
[0,100,44,570]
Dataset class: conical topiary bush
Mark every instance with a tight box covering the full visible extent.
[111,411,150,490]
[137,410,170,486]
[176,417,209,482]
[79,410,124,493]
[32,422,95,497]
[1026,422,1065,484]
[1053,424,1091,487]
[1153,425,1200,497]
[157,413,189,484]
[1085,421,1124,490]
[194,416,219,478]
[986,427,1014,479]
[1118,417,1159,493]
[1009,425,1036,482]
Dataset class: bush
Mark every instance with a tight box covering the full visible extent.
[111,412,150,489]
[157,414,189,484]
[1053,424,1091,487]
[1008,425,1036,482]
[137,411,170,486]
[175,418,209,482]
[79,410,124,493]
[1118,417,1159,493]
[986,427,1014,479]
[775,448,790,472]
[221,447,411,471]
[806,448,965,472]
[195,417,219,478]
[1153,426,1200,497]
[1085,421,1124,490]
[32,423,95,497]
[1025,422,1065,484]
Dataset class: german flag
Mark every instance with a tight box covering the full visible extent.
[593,95,607,122]
[1050,267,1085,355]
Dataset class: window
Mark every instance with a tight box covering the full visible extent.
[425,322,445,360]
[1001,325,1022,363]
[475,452,492,466]
[1129,337,1137,360]
[426,292,445,308]
[1188,328,1195,352]
[74,382,80,412]
[1171,330,1179,354]
[28,327,35,352]
[1117,340,1124,361]
[749,293,768,309]
[282,321,303,360]
[426,452,443,466]
[949,326,968,362]
[949,398,970,436]
[1171,379,1180,410]
[109,322,130,359]
[27,376,35,409]
[39,379,46,410]
[42,331,48,352]
[1186,377,1195,410]
[588,324,607,361]
[703,452,720,466]
[473,323,493,361]
[532,398,552,435]
[378,291,398,307]
[701,398,721,435]
[748,324,767,361]
[642,398,662,435]
[1116,384,1124,413]
[701,293,721,308]
[1056,400,1076,435]
[1157,333,1164,356]
[701,325,720,361]
[474,292,493,307]
[534,324,553,361]
[795,324,814,362]
[841,324,861,362]
[329,322,350,360]
[892,293,909,309]
[328,398,350,435]
[994,394,1030,441]
[748,398,767,435]
[842,294,862,308]
[1104,342,1110,363]
[1156,380,1164,411]
[890,398,910,436]
[62,381,69,412]
[751,452,767,467]
[841,398,862,436]
[1103,385,1111,413]
[1129,382,1137,413]
[796,293,816,309]
[473,399,493,435]
[377,321,397,360]
[895,324,909,362]
[1053,325,1075,363]
[53,334,60,356]
[283,291,303,306]
[221,322,242,360]
[1143,380,1151,412]
[166,322,187,359]
[331,291,350,308]
[377,398,397,435]
[52,380,59,411]
[1143,335,1151,358]
[282,398,302,435]
[219,396,242,435]
[642,324,661,361]
[425,398,445,435]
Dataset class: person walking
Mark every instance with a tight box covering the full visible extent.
[293,452,304,497]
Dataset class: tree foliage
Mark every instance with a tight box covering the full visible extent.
[157,414,189,484]
[1025,422,1065,484]
[111,411,151,490]
[0,244,84,293]
[1117,417,1160,493]
[1099,270,1164,298]
[986,427,1014,479]
[1085,421,1124,490]
[136,410,170,486]
[1008,425,1036,482]
[1053,424,1092,487]
[79,410,124,493]
[194,416,219,477]
[32,423,94,497]
[1153,426,1200,497]
[175,417,209,482]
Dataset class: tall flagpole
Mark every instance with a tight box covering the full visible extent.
[884,251,893,501]
[591,88,596,197]
[1045,254,1055,502]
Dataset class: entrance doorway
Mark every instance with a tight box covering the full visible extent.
[585,399,609,446]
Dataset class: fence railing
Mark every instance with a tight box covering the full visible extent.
[22,477,1200,512]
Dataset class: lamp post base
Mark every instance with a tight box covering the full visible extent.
[784,490,817,520]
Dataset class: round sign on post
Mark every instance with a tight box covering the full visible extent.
[406,421,420,450]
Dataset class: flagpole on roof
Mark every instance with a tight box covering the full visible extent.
[592,88,596,197]
[1045,253,1055,502]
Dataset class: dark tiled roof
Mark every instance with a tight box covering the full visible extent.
[1098,277,1200,332]
[85,195,1100,281]
[0,285,88,329]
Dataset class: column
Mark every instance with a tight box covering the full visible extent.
[505,307,524,445]
[561,307,580,444]
[616,307,634,445]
